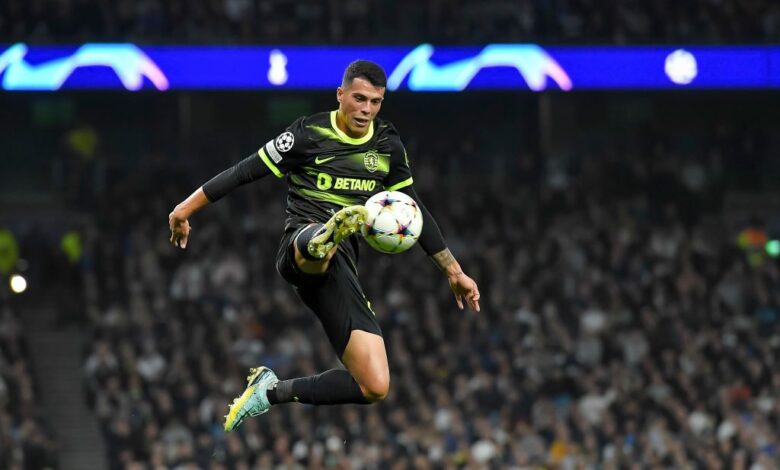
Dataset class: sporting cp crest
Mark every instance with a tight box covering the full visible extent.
[364,150,379,173]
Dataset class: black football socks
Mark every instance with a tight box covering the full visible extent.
[294,223,326,260]
[267,369,370,405]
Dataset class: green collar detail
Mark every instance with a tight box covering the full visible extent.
[330,110,374,145]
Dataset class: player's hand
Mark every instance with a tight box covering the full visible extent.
[169,209,191,249]
[448,272,480,312]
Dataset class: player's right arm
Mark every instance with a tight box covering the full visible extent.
[169,151,271,248]
[169,117,310,249]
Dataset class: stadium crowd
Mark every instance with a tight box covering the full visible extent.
[68,123,780,469]
[2,0,779,45]
[0,303,58,470]
[2,1,778,469]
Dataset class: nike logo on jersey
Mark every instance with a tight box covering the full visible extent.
[315,155,336,164]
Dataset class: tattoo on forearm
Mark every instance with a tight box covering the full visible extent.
[432,249,456,271]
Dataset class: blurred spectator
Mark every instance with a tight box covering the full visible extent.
[2,0,778,45]
[0,306,58,469]
[737,217,770,267]
[66,125,780,469]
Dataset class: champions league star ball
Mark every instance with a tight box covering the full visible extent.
[362,191,423,254]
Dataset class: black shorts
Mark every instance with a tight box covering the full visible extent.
[275,225,382,357]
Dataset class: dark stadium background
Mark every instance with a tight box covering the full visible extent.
[2,2,780,469]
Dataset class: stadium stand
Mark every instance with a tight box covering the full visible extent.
[1,0,778,44]
[1,3,779,468]
[0,304,58,470]
[72,126,780,468]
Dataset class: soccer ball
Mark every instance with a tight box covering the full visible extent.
[362,191,423,254]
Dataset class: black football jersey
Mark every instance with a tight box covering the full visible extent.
[258,111,414,263]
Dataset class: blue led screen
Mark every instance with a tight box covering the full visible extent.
[2,43,779,91]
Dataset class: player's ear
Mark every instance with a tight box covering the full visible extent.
[336,86,343,103]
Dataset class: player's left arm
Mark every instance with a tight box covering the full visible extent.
[397,184,481,312]
[383,129,480,312]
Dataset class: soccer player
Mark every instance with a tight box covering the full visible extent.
[168,60,481,432]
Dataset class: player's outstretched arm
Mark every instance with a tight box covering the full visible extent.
[169,187,209,249]
[396,185,481,312]
[431,248,481,312]
[169,151,273,249]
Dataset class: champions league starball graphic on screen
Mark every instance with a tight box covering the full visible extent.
[0,43,778,91]
[0,43,169,91]
[386,44,572,91]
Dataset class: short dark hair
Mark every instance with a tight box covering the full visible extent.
[342,60,387,88]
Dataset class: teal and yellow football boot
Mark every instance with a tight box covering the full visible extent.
[224,366,278,432]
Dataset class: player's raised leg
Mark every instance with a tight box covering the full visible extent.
[223,207,379,433]
[258,331,387,410]
[340,329,390,401]
[296,205,368,265]
[223,334,386,432]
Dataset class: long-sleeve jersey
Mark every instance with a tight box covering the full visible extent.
[202,110,446,265]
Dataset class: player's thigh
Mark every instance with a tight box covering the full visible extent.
[295,254,382,358]
[341,329,389,399]
[276,226,328,288]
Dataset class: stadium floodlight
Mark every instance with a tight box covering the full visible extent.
[9,274,27,294]
[766,240,780,257]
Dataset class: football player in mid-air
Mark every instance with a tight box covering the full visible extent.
[169,60,480,432]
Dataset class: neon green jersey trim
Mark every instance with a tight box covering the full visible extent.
[329,110,374,145]
[289,174,306,186]
[292,187,357,207]
[307,125,342,143]
[376,155,390,174]
[300,166,320,176]
[385,177,414,191]
[258,148,284,178]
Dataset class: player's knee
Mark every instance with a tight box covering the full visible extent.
[360,374,390,402]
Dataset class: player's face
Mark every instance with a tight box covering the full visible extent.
[336,77,385,138]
